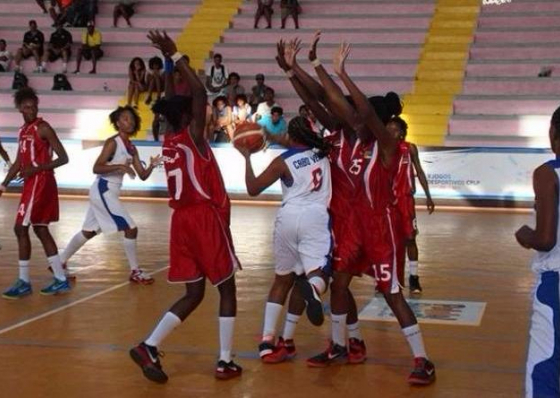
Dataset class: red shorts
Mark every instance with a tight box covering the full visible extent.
[359,208,406,294]
[397,195,417,239]
[331,206,370,276]
[15,172,59,226]
[169,204,239,286]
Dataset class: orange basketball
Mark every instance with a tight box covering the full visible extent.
[233,122,265,154]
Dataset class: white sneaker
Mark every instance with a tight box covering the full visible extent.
[129,269,155,285]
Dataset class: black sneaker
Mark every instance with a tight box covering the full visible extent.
[409,275,423,294]
[129,342,168,383]
[215,360,242,380]
[258,341,275,359]
[296,277,324,326]
[306,341,348,367]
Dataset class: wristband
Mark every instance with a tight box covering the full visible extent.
[0,184,6,192]
[164,58,174,74]
[311,59,321,68]
[286,70,295,78]
[171,52,183,63]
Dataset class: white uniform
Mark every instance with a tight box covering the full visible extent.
[274,147,332,276]
[526,159,560,398]
[82,136,137,234]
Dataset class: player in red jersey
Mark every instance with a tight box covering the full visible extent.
[0,87,71,299]
[129,31,241,383]
[330,42,435,385]
[392,123,434,294]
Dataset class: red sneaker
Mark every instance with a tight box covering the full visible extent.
[306,341,348,368]
[262,337,297,364]
[408,357,436,385]
[348,338,367,364]
[130,269,155,285]
[129,342,168,384]
[215,360,243,380]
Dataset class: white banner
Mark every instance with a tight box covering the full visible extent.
[0,139,553,201]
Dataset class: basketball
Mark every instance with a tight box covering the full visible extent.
[232,122,265,154]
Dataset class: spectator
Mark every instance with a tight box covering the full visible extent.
[225,72,245,106]
[0,40,12,72]
[258,106,287,136]
[232,94,252,126]
[254,0,273,29]
[211,95,234,142]
[50,0,74,27]
[253,87,279,121]
[127,57,147,108]
[145,56,164,105]
[47,24,73,73]
[205,53,228,102]
[249,73,269,113]
[113,0,135,28]
[14,20,46,73]
[281,0,301,29]
[73,21,103,74]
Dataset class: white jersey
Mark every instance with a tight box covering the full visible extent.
[280,147,331,208]
[531,160,560,273]
[96,135,134,186]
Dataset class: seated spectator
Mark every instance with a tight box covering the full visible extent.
[14,20,46,73]
[253,87,279,121]
[205,53,228,102]
[73,21,103,74]
[232,94,252,126]
[254,0,273,29]
[281,0,301,29]
[127,57,146,108]
[258,106,287,136]
[113,0,135,28]
[47,24,73,73]
[211,96,234,142]
[249,73,270,113]
[225,72,245,106]
[145,56,164,105]
[0,40,12,72]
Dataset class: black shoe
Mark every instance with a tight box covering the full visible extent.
[215,360,242,380]
[129,342,168,383]
[258,341,275,358]
[409,275,423,294]
[306,341,348,367]
[296,277,324,326]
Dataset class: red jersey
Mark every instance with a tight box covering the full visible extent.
[162,129,230,212]
[393,141,415,199]
[18,118,53,171]
[360,141,397,213]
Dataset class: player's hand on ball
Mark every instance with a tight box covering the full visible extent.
[147,30,177,58]
[515,225,533,249]
[236,145,251,159]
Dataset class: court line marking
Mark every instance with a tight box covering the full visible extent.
[0,265,168,336]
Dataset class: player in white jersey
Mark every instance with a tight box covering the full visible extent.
[237,116,333,361]
[59,106,161,284]
[516,106,560,398]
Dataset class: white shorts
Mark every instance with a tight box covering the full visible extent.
[526,270,560,398]
[82,178,136,234]
[273,204,332,276]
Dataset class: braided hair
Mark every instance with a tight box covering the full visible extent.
[288,116,332,158]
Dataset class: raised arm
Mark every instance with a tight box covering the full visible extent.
[237,146,288,197]
[410,143,434,214]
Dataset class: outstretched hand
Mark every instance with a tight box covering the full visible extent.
[308,30,321,62]
[333,41,350,75]
[275,40,290,72]
[147,30,178,58]
[285,38,302,68]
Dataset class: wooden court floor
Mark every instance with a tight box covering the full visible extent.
[0,196,534,398]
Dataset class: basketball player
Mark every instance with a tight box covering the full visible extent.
[130,30,241,382]
[328,42,435,384]
[516,106,560,398]
[237,115,332,362]
[0,87,70,298]
[59,105,160,284]
[393,121,435,294]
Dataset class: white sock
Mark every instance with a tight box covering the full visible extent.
[409,261,419,276]
[47,255,66,281]
[331,313,347,346]
[347,322,363,340]
[262,302,283,341]
[219,316,235,363]
[309,276,326,295]
[18,260,30,282]
[123,238,139,271]
[60,231,89,263]
[402,324,427,359]
[145,312,181,347]
[281,312,300,340]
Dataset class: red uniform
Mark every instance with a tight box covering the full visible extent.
[357,141,405,294]
[162,129,239,285]
[393,141,417,239]
[15,117,59,226]
[327,130,370,275]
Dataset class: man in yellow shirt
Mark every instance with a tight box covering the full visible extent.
[73,21,103,74]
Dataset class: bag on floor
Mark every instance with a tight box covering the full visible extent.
[52,73,73,91]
